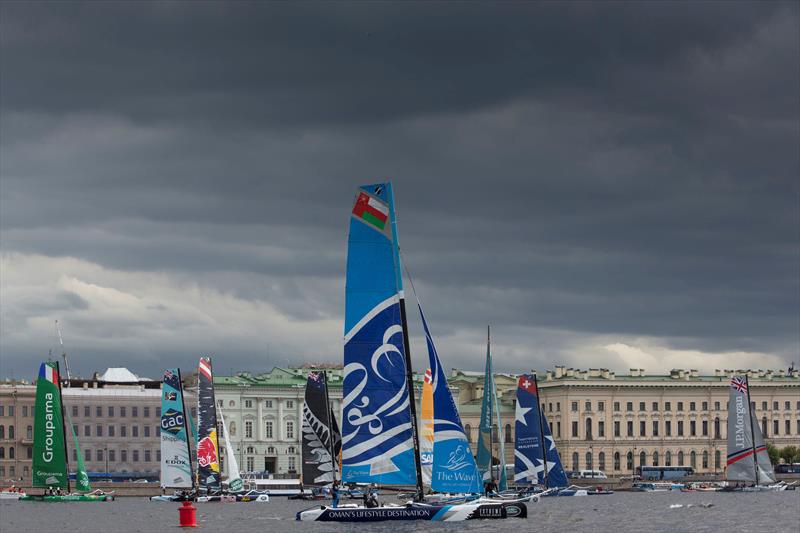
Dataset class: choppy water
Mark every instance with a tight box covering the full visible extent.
[1,491,798,533]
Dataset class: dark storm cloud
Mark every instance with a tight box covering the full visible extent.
[0,1,797,377]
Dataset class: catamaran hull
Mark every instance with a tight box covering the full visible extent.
[197,494,269,503]
[20,494,114,502]
[297,501,527,522]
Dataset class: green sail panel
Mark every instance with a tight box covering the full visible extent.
[69,416,91,492]
[32,362,69,489]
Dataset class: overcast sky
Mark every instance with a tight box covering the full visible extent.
[1,2,798,380]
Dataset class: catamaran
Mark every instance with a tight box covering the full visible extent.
[297,183,526,522]
[22,362,113,502]
[151,368,195,502]
[725,375,788,492]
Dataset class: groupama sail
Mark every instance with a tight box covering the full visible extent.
[160,368,193,489]
[514,374,567,488]
[418,306,481,494]
[69,423,92,492]
[301,371,342,486]
[341,183,422,488]
[197,357,221,490]
[32,362,69,490]
[726,375,776,484]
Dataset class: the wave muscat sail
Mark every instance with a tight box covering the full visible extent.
[218,406,243,492]
[726,375,776,484]
[342,183,417,485]
[160,368,193,488]
[420,369,434,486]
[197,357,221,489]
[302,371,342,485]
[419,308,482,494]
[32,362,69,489]
[514,374,567,488]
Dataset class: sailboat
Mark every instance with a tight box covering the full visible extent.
[21,362,113,501]
[476,327,508,493]
[297,182,526,522]
[151,368,195,502]
[725,375,786,492]
[295,371,342,500]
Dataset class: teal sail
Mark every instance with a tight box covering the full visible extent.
[418,305,482,494]
[341,183,419,486]
[475,328,494,485]
[494,382,508,492]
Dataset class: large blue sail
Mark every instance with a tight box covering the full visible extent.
[514,374,567,488]
[419,305,482,494]
[341,183,416,485]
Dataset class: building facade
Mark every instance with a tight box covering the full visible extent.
[451,366,800,476]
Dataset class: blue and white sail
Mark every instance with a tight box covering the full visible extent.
[341,183,416,485]
[514,374,567,488]
[419,305,482,494]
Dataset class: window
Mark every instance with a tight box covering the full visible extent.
[287,400,294,409]
[702,420,708,436]
[678,421,684,436]
[556,422,562,438]
[585,401,591,411]
[677,402,684,411]
[504,424,512,443]
[72,406,78,417]
[797,420,800,434]
[121,450,127,462]
[121,425,127,437]
[639,421,646,437]
[0,426,3,439]
[144,407,150,418]
[714,401,720,411]
[773,420,779,435]
[627,421,633,437]
[157,450,161,462]
[702,401,708,411]
[785,401,791,410]
[246,457,254,472]
[265,421,273,439]
[571,402,578,412]
[0,448,4,459]
[786,420,791,435]
[639,402,645,412]
[120,406,127,417]
[267,446,275,454]
[613,402,620,412]
[714,417,721,439]
[548,403,553,412]
[109,425,115,437]
[288,445,296,454]
[265,400,273,408]
[585,452,593,469]
[97,449,103,462]
[133,450,139,462]
[702,450,709,469]
[0,406,3,416]
[109,450,116,462]
[145,450,151,462]
[557,402,560,411]
[132,407,138,417]
[626,402,633,412]
[108,406,114,417]
[626,452,633,470]
[7,426,12,439]
[665,451,672,466]
[665,402,671,411]
[288,456,296,472]
[85,448,91,461]
[26,425,32,440]
[156,425,160,437]
[572,452,579,471]
[652,451,659,467]
[598,401,605,412]
[690,451,697,468]
[639,451,646,467]
[96,425,103,437]
[132,425,139,438]
[144,426,150,438]
[83,406,89,417]
[286,421,295,439]
[572,421,579,438]
[761,401,767,411]
[598,452,606,471]
[690,420,696,436]
[245,400,252,408]
[97,406,103,417]
[585,418,593,440]
[689,402,696,411]
[26,446,32,459]
[678,451,684,466]
[652,402,658,411]
[773,401,778,411]
[84,425,91,437]
[245,420,253,439]
[762,417,768,436]
[6,406,12,417]
[598,421,605,437]
[652,421,659,437]
[217,400,223,407]
[614,452,621,471]
[156,408,161,417]
[614,421,620,437]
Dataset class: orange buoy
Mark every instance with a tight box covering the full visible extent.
[178,500,197,527]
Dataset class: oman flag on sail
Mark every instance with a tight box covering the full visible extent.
[352,192,389,231]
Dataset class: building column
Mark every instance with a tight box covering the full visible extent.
[257,397,264,441]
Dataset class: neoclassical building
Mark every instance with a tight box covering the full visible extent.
[451,366,800,476]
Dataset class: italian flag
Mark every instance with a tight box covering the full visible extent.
[352,192,389,230]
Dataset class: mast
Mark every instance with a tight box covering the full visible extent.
[322,371,337,485]
[55,361,71,493]
[487,325,495,483]
[534,373,548,488]
[399,297,425,500]
[744,374,759,485]
[55,320,72,380]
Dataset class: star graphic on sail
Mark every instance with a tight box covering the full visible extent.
[515,405,532,426]
[545,435,556,451]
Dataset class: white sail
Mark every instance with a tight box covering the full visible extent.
[750,405,777,484]
[218,406,243,492]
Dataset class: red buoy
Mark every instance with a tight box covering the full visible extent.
[178,500,197,528]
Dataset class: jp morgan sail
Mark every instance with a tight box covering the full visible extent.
[160,368,193,489]
[32,362,69,489]
[197,357,221,490]
[514,374,567,488]
[341,183,416,485]
[726,375,775,484]
[302,371,342,485]
[419,306,482,494]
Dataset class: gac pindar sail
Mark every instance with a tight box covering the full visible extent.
[342,183,418,485]
[160,368,193,489]
[32,362,69,489]
[726,375,776,484]
[514,374,567,488]
[197,357,221,490]
[419,306,482,494]
[302,371,342,485]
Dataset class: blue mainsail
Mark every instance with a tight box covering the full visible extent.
[514,374,567,488]
[341,183,416,485]
[419,305,482,494]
